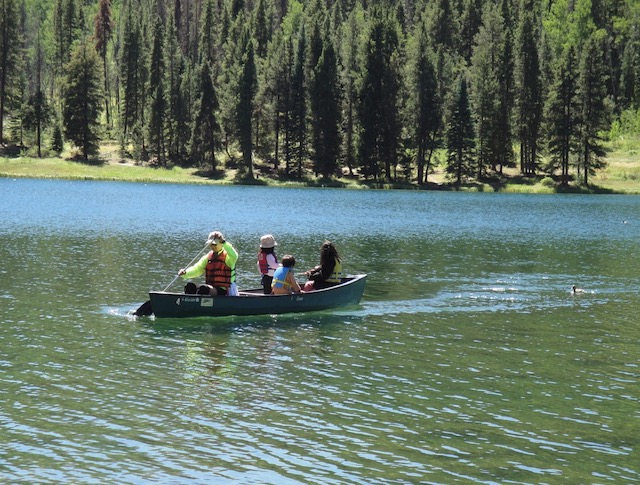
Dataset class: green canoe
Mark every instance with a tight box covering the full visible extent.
[147,274,367,318]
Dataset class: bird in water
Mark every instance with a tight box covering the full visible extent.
[572,285,584,294]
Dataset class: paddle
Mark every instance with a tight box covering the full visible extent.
[133,243,210,316]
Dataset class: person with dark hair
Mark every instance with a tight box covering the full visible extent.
[271,255,302,295]
[257,234,278,294]
[303,240,343,291]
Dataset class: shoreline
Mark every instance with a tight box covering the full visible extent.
[2,148,640,194]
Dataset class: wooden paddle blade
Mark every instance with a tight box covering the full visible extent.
[133,300,153,316]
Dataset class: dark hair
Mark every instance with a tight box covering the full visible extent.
[320,240,340,266]
[281,255,296,267]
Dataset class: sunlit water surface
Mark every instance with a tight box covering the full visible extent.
[1,178,639,483]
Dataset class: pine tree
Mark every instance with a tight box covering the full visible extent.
[62,41,103,160]
[252,0,271,59]
[290,25,306,178]
[619,30,640,109]
[542,46,578,186]
[120,3,144,154]
[261,30,290,172]
[217,9,244,158]
[23,90,51,158]
[164,12,188,166]
[357,7,401,180]
[198,0,217,70]
[459,0,483,64]
[407,22,440,184]
[338,5,362,177]
[495,0,515,174]
[426,0,457,53]
[309,35,340,178]
[237,36,257,178]
[147,18,166,165]
[445,76,476,187]
[577,33,609,186]
[470,3,504,179]
[51,124,64,154]
[53,0,79,73]
[0,0,19,144]
[190,62,220,172]
[515,6,542,175]
[93,0,114,128]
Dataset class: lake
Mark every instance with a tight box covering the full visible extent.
[1,178,639,484]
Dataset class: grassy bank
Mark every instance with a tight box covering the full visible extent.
[2,139,640,193]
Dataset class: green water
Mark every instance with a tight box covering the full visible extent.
[1,179,639,483]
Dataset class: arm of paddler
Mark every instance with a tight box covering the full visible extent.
[222,241,238,268]
[180,253,209,279]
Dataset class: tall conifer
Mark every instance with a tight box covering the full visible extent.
[445,76,476,187]
[543,46,578,186]
[62,41,103,160]
[577,33,609,186]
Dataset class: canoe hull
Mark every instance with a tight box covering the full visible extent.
[148,274,367,318]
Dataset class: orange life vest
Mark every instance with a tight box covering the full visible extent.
[205,250,232,289]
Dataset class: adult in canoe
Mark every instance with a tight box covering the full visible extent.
[303,240,344,291]
[179,231,239,296]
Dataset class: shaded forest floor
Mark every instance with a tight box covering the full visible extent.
[2,138,640,194]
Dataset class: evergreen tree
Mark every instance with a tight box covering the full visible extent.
[190,62,220,172]
[445,76,476,187]
[120,3,145,155]
[515,6,542,175]
[164,12,188,166]
[406,22,440,184]
[470,3,504,179]
[357,7,401,180]
[261,29,290,171]
[53,0,79,73]
[495,0,515,174]
[147,18,166,165]
[51,123,64,154]
[426,0,457,53]
[338,5,362,176]
[217,9,244,158]
[93,0,113,128]
[237,36,257,178]
[290,25,306,178]
[0,0,19,144]
[62,41,103,160]
[63,0,79,62]
[619,29,640,108]
[309,34,340,178]
[199,0,217,69]
[252,0,271,59]
[459,0,483,64]
[23,90,51,158]
[542,46,578,186]
[53,0,65,71]
[577,32,609,185]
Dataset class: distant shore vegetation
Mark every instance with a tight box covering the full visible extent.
[2,135,639,194]
[0,0,639,192]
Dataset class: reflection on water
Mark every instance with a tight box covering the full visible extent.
[1,179,639,483]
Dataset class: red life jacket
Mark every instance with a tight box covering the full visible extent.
[258,251,278,275]
[205,250,232,289]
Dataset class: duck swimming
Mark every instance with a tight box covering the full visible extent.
[572,285,584,294]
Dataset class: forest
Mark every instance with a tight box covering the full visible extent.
[0,0,639,187]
